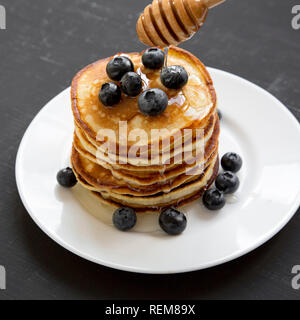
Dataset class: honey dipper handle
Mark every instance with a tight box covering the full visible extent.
[204,0,226,9]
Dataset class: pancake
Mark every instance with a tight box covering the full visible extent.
[73,154,218,208]
[88,158,219,213]
[73,116,219,185]
[75,111,216,160]
[74,113,219,171]
[72,143,217,194]
[70,46,219,213]
[101,157,218,207]
[71,46,216,151]
[77,117,214,166]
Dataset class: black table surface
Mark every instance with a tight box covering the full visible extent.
[0,0,299,300]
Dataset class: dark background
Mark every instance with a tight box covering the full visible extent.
[0,0,299,300]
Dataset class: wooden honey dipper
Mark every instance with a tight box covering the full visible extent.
[137,0,226,47]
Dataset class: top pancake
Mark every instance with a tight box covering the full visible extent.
[71,46,216,150]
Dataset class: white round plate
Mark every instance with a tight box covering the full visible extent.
[16,68,300,274]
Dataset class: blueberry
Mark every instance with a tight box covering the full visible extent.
[138,88,168,116]
[57,167,77,188]
[99,82,121,106]
[215,172,239,194]
[106,56,134,81]
[160,65,188,90]
[120,72,142,97]
[221,152,242,173]
[113,207,137,231]
[202,188,226,210]
[159,208,187,235]
[217,109,222,120]
[142,48,165,69]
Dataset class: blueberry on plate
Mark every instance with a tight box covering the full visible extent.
[113,207,137,231]
[142,48,165,69]
[215,172,240,194]
[120,72,142,97]
[221,152,242,173]
[99,82,121,106]
[138,88,168,116]
[202,188,226,210]
[160,65,188,90]
[217,109,222,120]
[57,167,77,188]
[106,56,134,81]
[159,208,187,235]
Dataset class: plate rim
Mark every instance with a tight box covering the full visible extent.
[15,67,300,274]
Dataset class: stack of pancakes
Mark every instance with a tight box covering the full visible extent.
[71,46,219,213]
